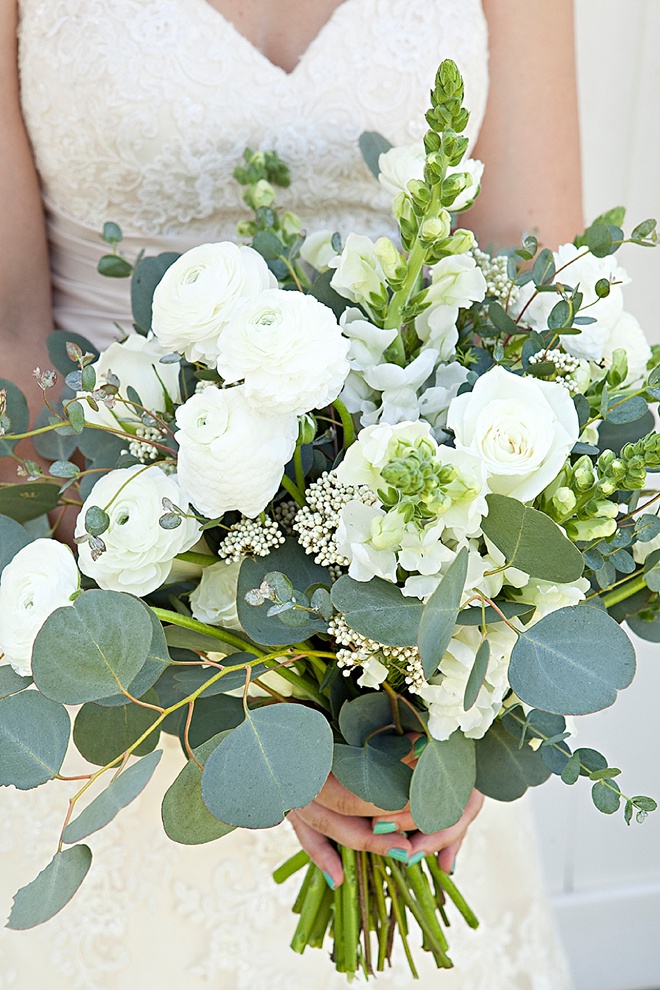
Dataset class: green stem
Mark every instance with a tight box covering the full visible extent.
[385,182,443,334]
[388,861,452,967]
[291,866,327,953]
[333,880,346,972]
[151,607,257,655]
[370,856,389,971]
[331,398,356,448]
[406,861,450,953]
[377,860,418,978]
[307,886,334,949]
[294,444,306,494]
[292,863,315,914]
[426,857,479,929]
[280,472,306,507]
[341,846,360,975]
[273,849,310,885]
[357,851,373,975]
[601,573,648,608]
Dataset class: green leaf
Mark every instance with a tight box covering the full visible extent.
[475,721,550,801]
[102,221,123,245]
[172,653,264,697]
[531,248,556,286]
[162,732,235,844]
[604,394,648,425]
[307,269,349,320]
[359,131,394,178]
[0,483,61,523]
[163,625,247,656]
[547,299,571,331]
[62,750,163,843]
[46,331,99,377]
[337,693,419,747]
[0,514,32,577]
[0,379,29,456]
[95,604,172,707]
[574,747,607,775]
[0,664,33,700]
[332,738,412,812]
[455,601,535,626]
[488,302,519,335]
[592,780,621,814]
[131,253,180,334]
[410,732,476,832]
[509,603,636,715]
[560,752,582,785]
[330,575,424,647]
[632,795,658,813]
[7,845,92,930]
[73,695,160,766]
[66,400,86,434]
[417,548,468,678]
[97,254,133,278]
[32,590,153,705]
[482,495,584,583]
[32,405,80,463]
[183,693,245,750]
[201,705,333,828]
[463,639,490,711]
[0,691,70,789]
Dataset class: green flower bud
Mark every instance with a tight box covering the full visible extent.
[419,214,452,247]
[374,237,408,287]
[281,210,302,238]
[552,486,577,516]
[573,455,596,491]
[566,516,617,542]
[370,510,406,551]
[235,219,256,237]
[606,348,628,387]
[297,413,317,446]
[439,229,475,255]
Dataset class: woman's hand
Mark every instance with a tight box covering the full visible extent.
[288,771,484,888]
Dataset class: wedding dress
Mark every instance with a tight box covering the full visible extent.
[0,2,574,987]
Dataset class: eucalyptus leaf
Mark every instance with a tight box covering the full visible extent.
[95,604,172,707]
[201,705,333,828]
[183,693,245,750]
[0,483,61,523]
[463,639,490,711]
[0,514,32,577]
[481,495,583,583]
[359,131,393,178]
[604,394,648,425]
[330,575,424,647]
[592,779,621,814]
[332,739,412,812]
[172,653,264,696]
[7,845,92,930]
[417,548,468,678]
[0,665,33,700]
[131,253,180,334]
[73,695,160,766]
[0,379,29,456]
[163,624,248,656]
[475,721,550,801]
[62,750,163,843]
[410,731,476,833]
[455,601,535,626]
[0,691,70,789]
[509,603,636,715]
[162,732,235,844]
[338,693,419,746]
[46,331,99,377]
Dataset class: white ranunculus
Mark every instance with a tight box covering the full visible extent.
[0,541,80,676]
[299,230,338,272]
[189,559,243,630]
[328,234,387,308]
[78,334,181,430]
[217,289,350,416]
[602,311,651,385]
[447,366,579,501]
[378,142,484,212]
[175,385,298,519]
[75,466,201,596]
[512,243,629,361]
[151,242,276,367]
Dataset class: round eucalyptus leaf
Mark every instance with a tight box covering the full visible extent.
[47,330,99,376]
[202,705,333,828]
[183,693,245,750]
[338,692,396,747]
[332,738,412,812]
[592,779,621,814]
[0,691,70,789]
[0,665,33,700]
[0,515,33,577]
[7,845,92,930]
[475,721,550,802]
[32,590,153,704]
[73,695,160,766]
[330,576,424,647]
[0,378,28,456]
[95,605,171,706]
[410,731,476,833]
[162,732,235,845]
[509,603,636,715]
[0,483,61,523]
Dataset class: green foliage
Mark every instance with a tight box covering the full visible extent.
[0,515,32,576]
[172,653,264,697]
[131,253,181,334]
[475,721,550,801]
[32,590,153,705]
[162,732,235,844]
[97,254,133,278]
[358,131,394,179]
[163,624,248,656]
[0,482,61,523]
[73,694,160,766]
[455,601,535,626]
[62,750,163,843]
[7,845,92,930]
[183,693,245,750]
[331,575,424,647]
[410,732,476,832]
[481,495,583,582]
[592,779,621,814]
[337,693,422,746]
[201,705,333,828]
[509,603,636,715]
[0,691,70,789]
[463,640,489,711]
[332,736,412,811]
[417,548,468,678]
[0,378,29,456]
[0,665,33,700]
[95,605,171,707]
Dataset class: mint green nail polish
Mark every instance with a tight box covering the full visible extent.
[322,871,337,890]
[387,848,409,862]
[373,821,397,834]
[407,851,425,867]
[413,737,428,758]
[450,857,457,875]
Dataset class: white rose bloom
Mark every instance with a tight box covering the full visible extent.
[78,334,181,430]
[0,541,80,676]
[217,289,349,416]
[602,311,651,385]
[299,230,338,272]
[76,466,201,596]
[378,142,484,212]
[328,234,387,308]
[189,559,243,630]
[337,420,435,489]
[447,366,579,501]
[151,242,276,367]
[175,386,298,519]
[335,501,399,583]
[511,243,629,361]
[417,624,516,741]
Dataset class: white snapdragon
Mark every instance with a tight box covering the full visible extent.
[0,541,80,676]
[217,289,349,416]
[75,466,201,597]
[151,242,276,366]
[416,256,486,360]
[175,386,298,519]
[447,366,579,501]
[517,576,591,620]
[363,349,438,425]
[437,446,489,540]
[397,522,454,576]
[189,560,243,631]
[299,230,338,272]
[78,334,181,430]
[602,311,651,385]
[378,142,484,212]
[357,657,389,690]
[338,308,398,416]
[417,362,470,439]
[328,234,387,309]
[335,501,399,583]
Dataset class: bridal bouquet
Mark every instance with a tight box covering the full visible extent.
[0,60,658,978]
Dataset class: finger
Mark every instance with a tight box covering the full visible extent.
[287,810,344,887]
[296,801,414,858]
[437,837,463,874]
[371,809,417,834]
[315,772,397,818]
[407,790,485,859]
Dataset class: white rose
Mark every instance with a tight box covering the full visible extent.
[175,386,298,519]
[75,466,201,596]
[447,366,579,501]
[151,242,276,367]
[299,230,338,272]
[602,311,651,385]
[328,234,387,309]
[217,289,350,416]
[78,334,181,430]
[189,560,243,630]
[512,243,629,361]
[0,541,80,676]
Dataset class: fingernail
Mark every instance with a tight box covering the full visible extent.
[373,821,398,835]
[322,871,337,890]
[387,848,409,862]
[407,851,426,867]
[450,857,457,876]
[413,737,428,758]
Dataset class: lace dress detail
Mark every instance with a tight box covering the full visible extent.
[1,2,573,986]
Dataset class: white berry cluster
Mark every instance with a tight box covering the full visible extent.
[293,471,378,567]
[528,348,581,393]
[328,613,421,682]
[273,499,298,533]
[127,424,163,462]
[217,515,285,562]
[473,247,519,305]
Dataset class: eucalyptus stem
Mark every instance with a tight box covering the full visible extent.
[601,573,648,608]
[150,607,255,654]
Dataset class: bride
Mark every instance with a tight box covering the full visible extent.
[0,0,581,986]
